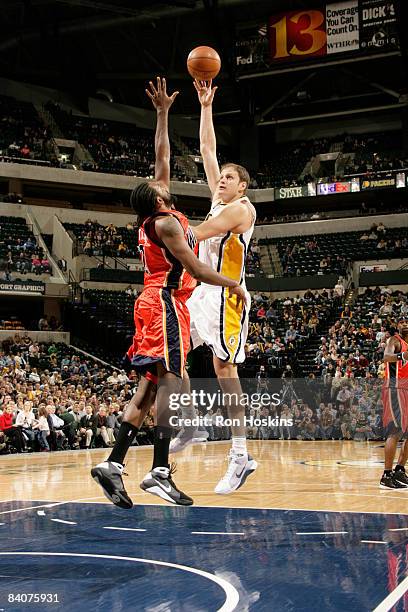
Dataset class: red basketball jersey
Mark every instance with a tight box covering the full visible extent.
[384,333,408,388]
[138,209,197,298]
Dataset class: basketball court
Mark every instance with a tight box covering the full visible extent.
[1,441,407,611]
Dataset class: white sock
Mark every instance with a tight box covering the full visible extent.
[111,461,124,472]
[232,436,247,456]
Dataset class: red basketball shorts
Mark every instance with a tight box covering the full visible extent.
[382,384,408,437]
[127,286,190,381]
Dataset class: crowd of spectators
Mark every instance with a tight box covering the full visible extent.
[243,289,338,372]
[245,241,262,275]
[2,284,407,450]
[256,131,406,189]
[268,221,408,278]
[0,95,52,164]
[65,219,140,259]
[0,216,51,279]
[0,334,155,454]
[343,132,407,175]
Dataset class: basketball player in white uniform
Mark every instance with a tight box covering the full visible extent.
[171,79,257,494]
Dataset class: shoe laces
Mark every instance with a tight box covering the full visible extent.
[167,462,177,485]
[222,452,242,481]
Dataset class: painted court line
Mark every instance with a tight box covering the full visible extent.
[103,526,146,532]
[0,552,239,612]
[296,531,348,535]
[373,576,408,612]
[388,527,408,531]
[191,531,244,536]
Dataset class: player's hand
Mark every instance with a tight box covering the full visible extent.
[146,77,179,111]
[228,285,246,309]
[193,79,218,107]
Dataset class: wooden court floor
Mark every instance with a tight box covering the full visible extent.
[2,440,407,514]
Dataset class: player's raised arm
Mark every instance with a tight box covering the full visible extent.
[194,79,220,196]
[146,77,179,189]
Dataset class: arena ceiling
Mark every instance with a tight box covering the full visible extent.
[0,0,406,125]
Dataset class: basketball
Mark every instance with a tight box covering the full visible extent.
[187,46,221,80]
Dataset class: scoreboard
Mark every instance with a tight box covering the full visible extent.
[235,0,399,75]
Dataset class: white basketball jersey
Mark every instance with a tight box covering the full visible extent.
[198,196,256,289]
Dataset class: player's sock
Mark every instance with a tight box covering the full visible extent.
[108,422,139,465]
[231,436,247,456]
[383,469,393,477]
[152,426,172,469]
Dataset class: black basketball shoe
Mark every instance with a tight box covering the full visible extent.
[393,467,408,488]
[380,472,407,490]
[91,461,133,509]
[140,463,193,506]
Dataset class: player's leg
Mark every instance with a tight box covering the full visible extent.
[169,368,209,453]
[393,439,408,486]
[140,363,193,505]
[91,376,157,508]
[380,433,406,489]
[381,387,407,489]
[213,358,257,494]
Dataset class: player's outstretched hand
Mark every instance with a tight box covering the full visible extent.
[228,285,246,309]
[193,79,218,107]
[146,77,179,111]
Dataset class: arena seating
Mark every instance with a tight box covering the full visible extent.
[0,216,51,276]
[0,334,153,454]
[343,131,407,175]
[314,287,407,381]
[64,220,139,258]
[265,222,408,277]
[66,289,137,363]
[0,95,51,163]
[258,131,406,189]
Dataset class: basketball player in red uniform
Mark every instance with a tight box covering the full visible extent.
[381,318,408,489]
[91,77,245,508]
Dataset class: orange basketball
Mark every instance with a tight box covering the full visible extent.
[187,46,221,81]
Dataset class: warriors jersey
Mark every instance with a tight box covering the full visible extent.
[139,209,197,298]
[127,209,197,381]
[382,333,408,435]
[384,334,408,389]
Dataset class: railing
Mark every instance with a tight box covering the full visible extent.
[0,155,51,167]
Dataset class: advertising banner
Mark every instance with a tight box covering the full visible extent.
[361,177,395,189]
[234,0,399,75]
[317,181,354,194]
[326,1,360,54]
[274,184,316,199]
[359,0,399,53]
[0,281,45,294]
[396,172,406,189]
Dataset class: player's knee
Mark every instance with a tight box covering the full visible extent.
[213,358,237,378]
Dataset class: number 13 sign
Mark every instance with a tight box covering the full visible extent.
[269,10,327,61]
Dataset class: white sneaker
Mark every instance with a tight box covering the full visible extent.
[214,451,258,494]
[169,428,209,453]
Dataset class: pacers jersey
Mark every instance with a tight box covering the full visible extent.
[198,196,256,290]
[385,334,408,389]
[139,209,197,298]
